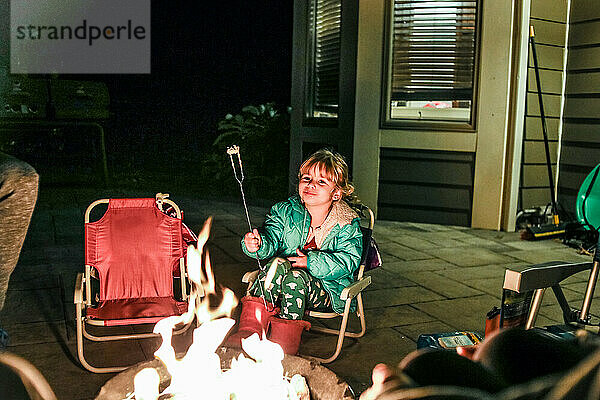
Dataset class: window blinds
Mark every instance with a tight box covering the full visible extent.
[391,0,478,101]
[311,0,341,115]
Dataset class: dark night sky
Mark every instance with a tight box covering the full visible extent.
[95,1,295,176]
[104,1,294,130]
[0,0,294,113]
[0,1,294,177]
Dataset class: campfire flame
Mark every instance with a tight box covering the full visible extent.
[131,218,309,400]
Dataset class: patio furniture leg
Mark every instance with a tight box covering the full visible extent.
[308,300,353,364]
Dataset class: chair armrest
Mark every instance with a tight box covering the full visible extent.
[340,275,371,301]
[74,272,84,304]
[242,270,259,285]
[504,261,593,293]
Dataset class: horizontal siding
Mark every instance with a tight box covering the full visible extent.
[526,93,563,117]
[378,160,473,186]
[560,195,577,215]
[566,72,600,94]
[523,141,559,164]
[521,2,566,211]
[528,69,563,94]
[377,206,471,227]
[564,98,600,119]
[521,164,556,187]
[378,149,474,162]
[528,44,565,70]
[569,20,600,47]
[567,47,600,70]
[521,188,554,210]
[558,166,593,218]
[526,116,560,140]
[570,0,600,22]
[559,168,595,193]
[531,0,568,23]
[378,183,472,210]
[530,19,567,46]
[560,145,600,169]
[558,3,600,213]
[561,122,600,143]
[378,148,474,226]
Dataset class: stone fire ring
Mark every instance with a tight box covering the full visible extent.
[96,347,354,399]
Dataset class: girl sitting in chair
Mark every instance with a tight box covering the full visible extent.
[226,149,363,355]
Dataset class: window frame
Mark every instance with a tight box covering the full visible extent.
[380,0,482,131]
[303,0,341,127]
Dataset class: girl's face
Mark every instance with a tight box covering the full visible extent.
[298,165,341,208]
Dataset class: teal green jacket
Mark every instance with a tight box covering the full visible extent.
[241,195,363,313]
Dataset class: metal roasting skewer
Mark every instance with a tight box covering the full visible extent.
[227,146,256,242]
[227,145,272,312]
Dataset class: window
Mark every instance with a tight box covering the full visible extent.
[383,0,480,128]
[305,0,341,120]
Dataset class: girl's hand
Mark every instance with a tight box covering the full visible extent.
[244,229,262,252]
[287,249,307,268]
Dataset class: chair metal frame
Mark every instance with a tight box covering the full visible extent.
[242,205,374,363]
[503,258,599,332]
[74,194,197,373]
[505,165,600,332]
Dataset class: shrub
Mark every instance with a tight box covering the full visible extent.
[202,103,290,202]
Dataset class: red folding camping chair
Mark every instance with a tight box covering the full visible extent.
[74,193,199,373]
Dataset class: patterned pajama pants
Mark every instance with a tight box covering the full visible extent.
[249,258,332,320]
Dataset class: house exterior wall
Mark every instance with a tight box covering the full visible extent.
[377,148,476,226]
[352,0,530,230]
[557,0,600,215]
[519,0,569,211]
[291,0,534,230]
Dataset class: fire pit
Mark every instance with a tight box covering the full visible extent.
[93,219,354,399]
[96,348,353,399]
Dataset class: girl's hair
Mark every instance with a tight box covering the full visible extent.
[298,149,355,199]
